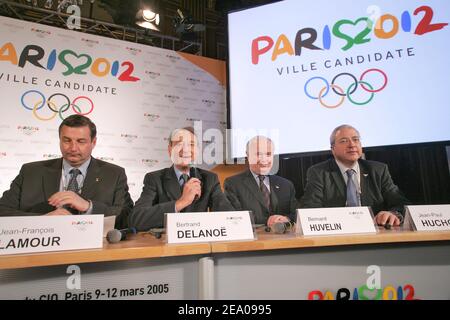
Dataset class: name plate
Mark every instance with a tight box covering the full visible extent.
[407,204,450,231]
[165,211,255,244]
[297,207,377,236]
[0,215,104,256]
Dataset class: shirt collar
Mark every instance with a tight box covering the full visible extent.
[250,170,269,181]
[335,159,360,178]
[63,157,91,177]
[173,166,189,182]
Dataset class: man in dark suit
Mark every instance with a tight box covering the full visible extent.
[301,125,409,227]
[0,115,133,229]
[224,136,298,226]
[129,127,233,231]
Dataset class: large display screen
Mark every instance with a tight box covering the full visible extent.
[228,0,450,157]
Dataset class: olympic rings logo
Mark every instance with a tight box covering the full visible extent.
[20,90,95,121]
[304,69,388,108]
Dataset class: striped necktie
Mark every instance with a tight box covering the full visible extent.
[258,175,271,210]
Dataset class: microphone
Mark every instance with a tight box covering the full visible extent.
[106,227,137,243]
[148,228,165,239]
[189,165,201,201]
[269,221,295,234]
[189,165,200,179]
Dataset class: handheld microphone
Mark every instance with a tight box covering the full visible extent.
[270,221,295,234]
[189,165,201,201]
[189,165,200,179]
[106,227,137,243]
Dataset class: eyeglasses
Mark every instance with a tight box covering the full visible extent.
[336,137,361,145]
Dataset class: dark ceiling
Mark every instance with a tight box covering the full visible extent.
[1,0,281,59]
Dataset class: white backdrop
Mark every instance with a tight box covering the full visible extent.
[228,0,450,157]
[0,16,227,201]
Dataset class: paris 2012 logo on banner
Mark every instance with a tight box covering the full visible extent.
[20,90,94,121]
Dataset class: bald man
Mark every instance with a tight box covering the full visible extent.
[224,136,298,226]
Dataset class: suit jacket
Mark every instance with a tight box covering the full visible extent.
[129,166,234,231]
[224,170,298,224]
[300,158,409,217]
[0,158,134,229]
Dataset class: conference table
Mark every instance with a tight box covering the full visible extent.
[1,227,449,300]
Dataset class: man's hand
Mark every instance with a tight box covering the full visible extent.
[175,178,201,212]
[45,208,72,216]
[375,211,401,227]
[48,191,90,212]
[267,214,290,227]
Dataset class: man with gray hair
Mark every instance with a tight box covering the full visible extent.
[130,127,233,231]
[301,125,409,227]
[224,136,298,226]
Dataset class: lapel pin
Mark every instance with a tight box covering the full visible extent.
[363,174,368,177]
[275,185,280,189]
[96,178,100,182]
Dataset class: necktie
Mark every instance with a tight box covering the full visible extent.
[258,175,271,211]
[67,169,81,193]
[179,174,190,212]
[346,169,359,207]
[65,169,81,214]
[180,174,189,189]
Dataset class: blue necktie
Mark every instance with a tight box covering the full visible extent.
[346,169,359,207]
